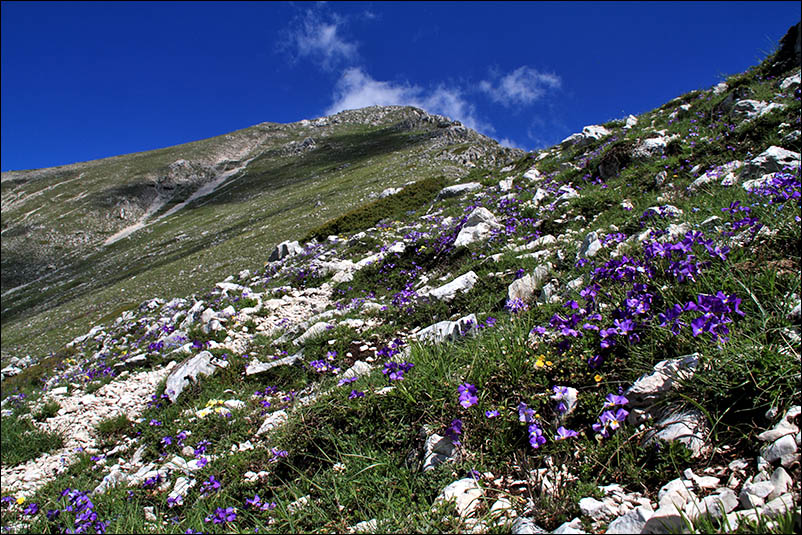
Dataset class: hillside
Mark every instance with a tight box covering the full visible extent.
[1,106,521,363]
[1,21,800,535]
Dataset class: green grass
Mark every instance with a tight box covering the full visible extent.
[1,411,64,466]
[2,48,801,535]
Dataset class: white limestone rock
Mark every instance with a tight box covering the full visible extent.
[606,505,653,534]
[741,146,801,181]
[426,271,478,301]
[437,182,481,199]
[454,207,503,248]
[269,240,303,262]
[417,314,478,345]
[164,351,217,403]
[435,478,484,518]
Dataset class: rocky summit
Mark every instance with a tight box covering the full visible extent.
[1,21,801,535]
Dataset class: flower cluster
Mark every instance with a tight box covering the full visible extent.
[42,488,107,534]
[457,383,478,408]
[505,297,530,314]
[245,494,277,512]
[205,506,237,525]
[382,361,414,382]
[592,393,629,438]
[658,291,744,342]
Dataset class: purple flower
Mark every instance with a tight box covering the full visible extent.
[528,423,546,449]
[593,408,629,438]
[338,376,358,386]
[205,506,236,525]
[505,297,530,314]
[457,383,478,408]
[23,502,39,516]
[348,390,365,399]
[602,393,628,408]
[445,418,463,445]
[485,410,499,418]
[518,402,535,424]
[201,475,221,495]
[555,426,579,440]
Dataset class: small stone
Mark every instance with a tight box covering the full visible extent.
[510,517,547,534]
[351,518,378,533]
[579,496,618,521]
[740,481,773,509]
[606,505,653,534]
[435,478,484,518]
[768,467,792,500]
[762,434,798,465]
[143,506,158,523]
[761,493,795,518]
[551,517,584,534]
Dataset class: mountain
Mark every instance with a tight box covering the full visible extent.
[1,21,800,535]
[1,106,521,362]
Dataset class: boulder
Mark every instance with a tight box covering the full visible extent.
[256,409,288,436]
[740,146,801,182]
[426,271,478,301]
[435,478,484,518]
[453,207,503,248]
[732,99,770,120]
[632,137,669,160]
[643,406,710,457]
[245,352,304,376]
[293,322,334,346]
[379,187,402,198]
[437,182,481,199]
[417,314,478,345]
[164,351,217,403]
[422,433,459,472]
[577,231,602,259]
[560,125,611,149]
[688,161,743,190]
[780,71,801,92]
[606,506,653,534]
[626,354,700,408]
[269,240,303,262]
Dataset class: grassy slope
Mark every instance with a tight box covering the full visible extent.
[1,40,800,534]
[1,108,510,363]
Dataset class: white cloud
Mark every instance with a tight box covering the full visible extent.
[480,66,561,107]
[326,68,493,134]
[283,9,358,70]
[498,137,526,150]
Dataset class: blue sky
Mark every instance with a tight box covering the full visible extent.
[2,1,799,171]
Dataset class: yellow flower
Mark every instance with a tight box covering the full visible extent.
[594,374,603,383]
[16,497,25,505]
[535,358,545,368]
[545,360,553,367]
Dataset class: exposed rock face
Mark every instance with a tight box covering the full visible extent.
[740,146,801,181]
[768,21,801,76]
[560,125,612,149]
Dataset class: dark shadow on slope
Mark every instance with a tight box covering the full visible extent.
[182,126,442,208]
[0,218,255,325]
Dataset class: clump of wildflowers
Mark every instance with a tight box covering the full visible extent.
[382,361,414,382]
[505,297,529,314]
[457,383,478,408]
[204,506,237,525]
[593,393,629,439]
